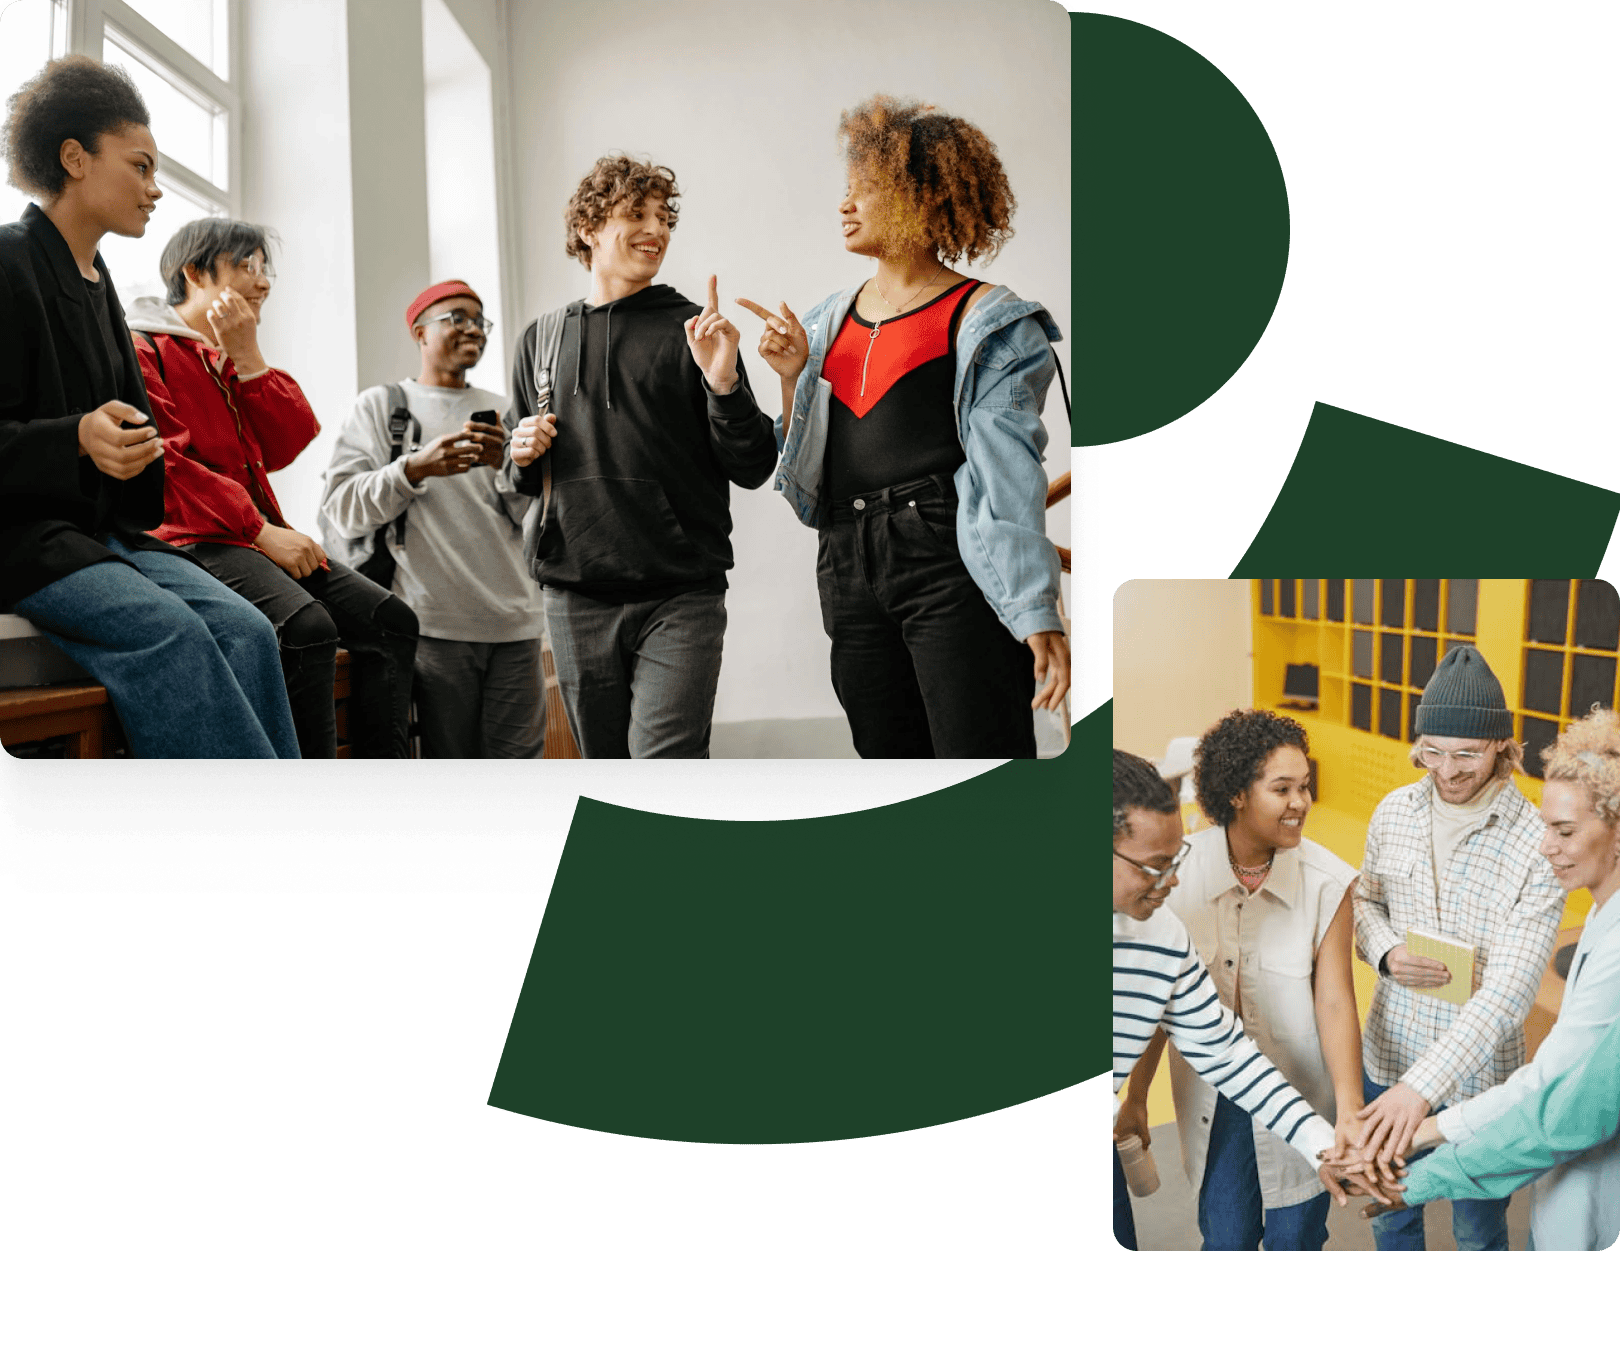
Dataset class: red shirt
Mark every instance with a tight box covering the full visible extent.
[133,331,320,547]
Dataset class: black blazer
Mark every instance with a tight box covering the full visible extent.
[0,202,186,610]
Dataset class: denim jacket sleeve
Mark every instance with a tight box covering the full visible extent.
[953,310,1065,642]
[771,288,855,529]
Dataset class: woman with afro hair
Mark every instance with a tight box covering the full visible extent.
[1115,709,1365,1249]
[737,96,1067,759]
[0,56,296,756]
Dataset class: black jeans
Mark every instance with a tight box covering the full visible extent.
[816,474,1036,759]
[186,541,419,758]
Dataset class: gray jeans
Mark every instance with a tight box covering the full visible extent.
[413,636,546,758]
[543,586,726,758]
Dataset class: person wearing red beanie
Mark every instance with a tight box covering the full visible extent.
[320,280,547,757]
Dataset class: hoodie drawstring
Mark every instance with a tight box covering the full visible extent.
[570,304,585,400]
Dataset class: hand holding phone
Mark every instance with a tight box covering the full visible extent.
[79,400,162,480]
[465,408,505,469]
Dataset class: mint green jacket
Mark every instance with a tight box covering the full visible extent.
[1402,1008,1620,1249]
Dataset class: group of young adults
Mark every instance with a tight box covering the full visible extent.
[1113,644,1620,1251]
[1,55,1070,760]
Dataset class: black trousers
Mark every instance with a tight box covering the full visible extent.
[816,474,1036,759]
[186,541,419,758]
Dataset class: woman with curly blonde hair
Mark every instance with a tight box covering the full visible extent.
[1382,708,1620,1248]
[738,96,1067,758]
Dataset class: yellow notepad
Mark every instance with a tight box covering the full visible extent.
[1405,928,1476,1005]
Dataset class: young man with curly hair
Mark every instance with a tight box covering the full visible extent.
[1352,644,1564,1249]
[504,155,777,758]
[1117,711,1362,1250]
[738,95,1069,758]
[0,56,296,757]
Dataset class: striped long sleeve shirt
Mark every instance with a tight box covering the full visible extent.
[1114,907,1336,1168]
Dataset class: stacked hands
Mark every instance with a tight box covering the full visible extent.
[1114,1092,1440,1218]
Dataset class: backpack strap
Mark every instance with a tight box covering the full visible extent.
[383,382,420,550]
[135,331,165,383]
[1050,346,1070,424]
[516,307,570,578]
[530,308,567,536]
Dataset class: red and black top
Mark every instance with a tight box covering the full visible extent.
[822,278,978,503]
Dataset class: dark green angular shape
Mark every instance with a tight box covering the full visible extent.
[489,705,1109,1143]
[1235,404,1620,576]
[1077,12,1289,445]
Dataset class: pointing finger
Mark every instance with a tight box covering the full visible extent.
[707,274,720,312]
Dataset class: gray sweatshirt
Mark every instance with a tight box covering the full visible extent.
[321,381,545,642]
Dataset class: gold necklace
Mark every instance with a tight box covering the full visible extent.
[858,262,945,397]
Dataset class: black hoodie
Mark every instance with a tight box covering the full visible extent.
[503,283,777,603]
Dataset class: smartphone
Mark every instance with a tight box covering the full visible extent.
[470,409,499,426]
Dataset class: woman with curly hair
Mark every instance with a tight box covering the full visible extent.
[1378,709,1620,1249]
[737,96,1067,758]
[0,56,296,756]
[1116,709,1364,1249]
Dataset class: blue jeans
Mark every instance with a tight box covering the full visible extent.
[12,538,299,758]
[1113,1144,1138,1250]
[1198,1091,1331,1250]
[1362,1070,1508,1250]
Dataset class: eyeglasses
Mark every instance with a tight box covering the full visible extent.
[423,309,493,335]
[1418,745,1492,767]
[236,256,275,283]
[1113,841,1191,889]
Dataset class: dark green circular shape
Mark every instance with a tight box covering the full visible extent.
[1077,13,1289,445]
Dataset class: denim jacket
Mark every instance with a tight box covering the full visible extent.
[772,283,1066,641]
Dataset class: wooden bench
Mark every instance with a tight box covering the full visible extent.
[1,648,355,759]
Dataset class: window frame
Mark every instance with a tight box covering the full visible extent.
[66,0,239,217]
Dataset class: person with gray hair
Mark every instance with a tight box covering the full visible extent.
[130,216,419,758]
[1352,643,1563,1249]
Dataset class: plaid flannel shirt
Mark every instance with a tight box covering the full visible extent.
[1354,774,1562,1108]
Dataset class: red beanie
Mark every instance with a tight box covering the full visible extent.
[406,279,481,331]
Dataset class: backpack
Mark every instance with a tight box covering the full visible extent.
[318,383,420,589]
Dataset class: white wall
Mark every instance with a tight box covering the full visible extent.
[240,0,359,534]
[422,0,506,392]
[500,0,1071,723]
[247,0,508,534]
[1112,580,1253,760]
[241,0,1069,727]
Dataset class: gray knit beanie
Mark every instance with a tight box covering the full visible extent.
[1414,645,1512,739]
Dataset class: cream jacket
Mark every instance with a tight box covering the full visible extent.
[1167,828,1356,1208]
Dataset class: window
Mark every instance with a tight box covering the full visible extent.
[0,0,238,296]
[1517,580,1620,777]
[1256,580,1480,743]
[0,1,69,225]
